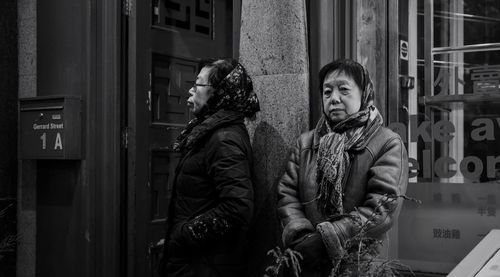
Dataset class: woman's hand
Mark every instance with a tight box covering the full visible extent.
[166,222,193,258]
[293,231,329,268]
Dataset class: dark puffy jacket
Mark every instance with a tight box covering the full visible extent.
[162,117,254,277]
[277,126,408,276]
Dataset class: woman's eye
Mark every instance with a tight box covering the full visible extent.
[323,89,332,96]
[339,86,350,94]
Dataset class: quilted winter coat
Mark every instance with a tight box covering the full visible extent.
[162,113,254,277]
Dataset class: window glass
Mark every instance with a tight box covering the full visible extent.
[398,0,500,273]
[434,0,500,47]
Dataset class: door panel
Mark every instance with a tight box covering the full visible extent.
[130,0,234,276]
[151,55,196,129]
[145,56,194,276]
[153,0,214,37]
[151,0,232,59]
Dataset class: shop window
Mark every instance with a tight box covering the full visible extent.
[397,0,500,274]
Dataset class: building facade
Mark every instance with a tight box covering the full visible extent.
[7,0,500,276]
[0,0,18,276]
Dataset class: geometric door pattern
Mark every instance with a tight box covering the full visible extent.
[152,0,213,38]
[151,55,197,125]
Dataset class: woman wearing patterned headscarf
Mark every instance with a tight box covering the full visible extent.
[160,58,259,277]
[277,59,408,276]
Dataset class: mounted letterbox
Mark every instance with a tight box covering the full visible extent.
[20,96,82,159]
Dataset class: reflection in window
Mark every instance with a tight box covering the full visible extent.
[398,1,500,273]
[434,0,500,48]
[414,0,500,184]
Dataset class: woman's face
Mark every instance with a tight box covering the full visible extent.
[187,66,214,116]
[322,70,362,124]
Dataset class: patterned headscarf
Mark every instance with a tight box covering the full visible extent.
[206,63,260,118]
[315,63,383,216]
[174,62,260,152]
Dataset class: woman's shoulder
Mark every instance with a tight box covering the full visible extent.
[208,121,249,145]
[366,126,404,152]
[295,129,316,149]
[299,129,315,139]
[374,126,401,139]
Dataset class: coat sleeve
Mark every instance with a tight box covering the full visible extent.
[176,129,254,248]
[277,137,315,247]
[318,135,408,259]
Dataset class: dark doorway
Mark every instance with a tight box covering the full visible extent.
[127,1,236,276]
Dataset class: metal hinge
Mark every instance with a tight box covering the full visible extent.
[123,0,132,16]
[121,127,130,149]
[147,72,152,111]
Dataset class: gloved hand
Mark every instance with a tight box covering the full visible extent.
[293,231,329,268]
[316,221,349,261]
[166,222,193,258]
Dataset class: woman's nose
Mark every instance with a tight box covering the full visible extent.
[330,90,341,104]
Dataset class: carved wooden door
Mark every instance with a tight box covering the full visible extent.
[128,1,234,276]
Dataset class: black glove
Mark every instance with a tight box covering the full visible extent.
[166,222,193,258]
[293,231,329,268]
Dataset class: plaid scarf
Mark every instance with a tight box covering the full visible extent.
[315,71,383,216]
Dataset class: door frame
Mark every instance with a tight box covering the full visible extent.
[96,0,125,276]
[126,0,146,274]
[85,0,124,276]
[308,0,357,127]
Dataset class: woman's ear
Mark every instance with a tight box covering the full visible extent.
[208,87,216,98]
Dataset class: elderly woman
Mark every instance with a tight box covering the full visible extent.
[277,59,408,276]
[160,58,259,277]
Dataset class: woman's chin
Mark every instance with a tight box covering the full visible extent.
[327,116,344,125]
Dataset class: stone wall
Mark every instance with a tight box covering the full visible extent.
[239,0,310,275]
[17,0,37,276]
[0,0,18,276]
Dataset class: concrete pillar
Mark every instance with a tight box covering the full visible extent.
[17,0,37,276]
[239,0,310,275]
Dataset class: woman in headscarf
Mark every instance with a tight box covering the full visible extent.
[160,58,259,277]
[277,59,408,276]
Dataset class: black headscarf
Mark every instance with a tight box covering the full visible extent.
[205,63,260,118]
[174,62,260,152]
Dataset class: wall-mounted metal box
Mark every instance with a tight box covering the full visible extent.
[20,96,82,159]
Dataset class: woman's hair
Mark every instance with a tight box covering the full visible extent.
[198,58,239,88]
[318,59,367,93]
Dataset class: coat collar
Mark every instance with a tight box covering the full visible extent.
[179,109,244,152]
